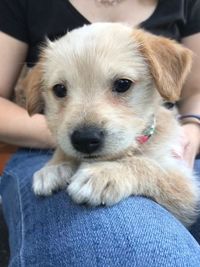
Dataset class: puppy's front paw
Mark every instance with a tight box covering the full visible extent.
[67,163,132,206]
[33,163,74,196]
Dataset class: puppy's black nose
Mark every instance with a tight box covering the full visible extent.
[71,126,104,154]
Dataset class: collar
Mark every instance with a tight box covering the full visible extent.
[136,116,156,144]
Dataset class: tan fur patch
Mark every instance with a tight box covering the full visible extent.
[133,29,193,101]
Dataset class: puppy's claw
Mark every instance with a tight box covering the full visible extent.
[33,163,73,196]
[67,165,130,206]
[68,176,100,205]
[33,171,58,196]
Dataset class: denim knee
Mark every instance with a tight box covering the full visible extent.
[1,150,200,267]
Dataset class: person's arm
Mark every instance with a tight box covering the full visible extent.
[0,32,55,148]
[178,33,200,167]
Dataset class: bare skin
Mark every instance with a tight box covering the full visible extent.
[68,0,158,26]
[180,34,200,167]
[0,33,55,148]
[0,0,199,164]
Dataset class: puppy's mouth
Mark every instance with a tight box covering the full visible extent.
[83,154,101,160]
[82,152,123,162]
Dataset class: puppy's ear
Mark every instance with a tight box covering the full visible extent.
[23,63,44,115]
[133,29,193,101]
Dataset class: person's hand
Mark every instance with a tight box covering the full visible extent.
[177,123,200,168]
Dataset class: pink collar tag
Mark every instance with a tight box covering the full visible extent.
[136,135,149,144]
[136,116,156,145]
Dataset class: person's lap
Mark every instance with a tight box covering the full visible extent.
[0,149,200,267]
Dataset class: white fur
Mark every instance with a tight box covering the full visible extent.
[33,163,73,195]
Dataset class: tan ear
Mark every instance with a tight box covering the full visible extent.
[133,29,193,101]
[21,63,44,115]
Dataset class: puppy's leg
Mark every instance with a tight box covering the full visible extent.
[33,148,77,196]
[67,161,135,206]
[67,157,199,226]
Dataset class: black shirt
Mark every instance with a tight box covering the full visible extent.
[0,0,200,66]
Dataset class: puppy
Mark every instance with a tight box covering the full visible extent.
[24,23,199,226]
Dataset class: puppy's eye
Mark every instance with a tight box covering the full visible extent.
[113,79,133,93]
[52,84,67,98]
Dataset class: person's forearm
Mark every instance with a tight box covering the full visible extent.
[178,92,200,115]
[0,97,56,148]
[178,90,200,142]
[178,92,200,160]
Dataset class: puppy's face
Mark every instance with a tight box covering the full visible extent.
[27,23,192,160]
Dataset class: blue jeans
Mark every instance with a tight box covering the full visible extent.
[0,149,200,267]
